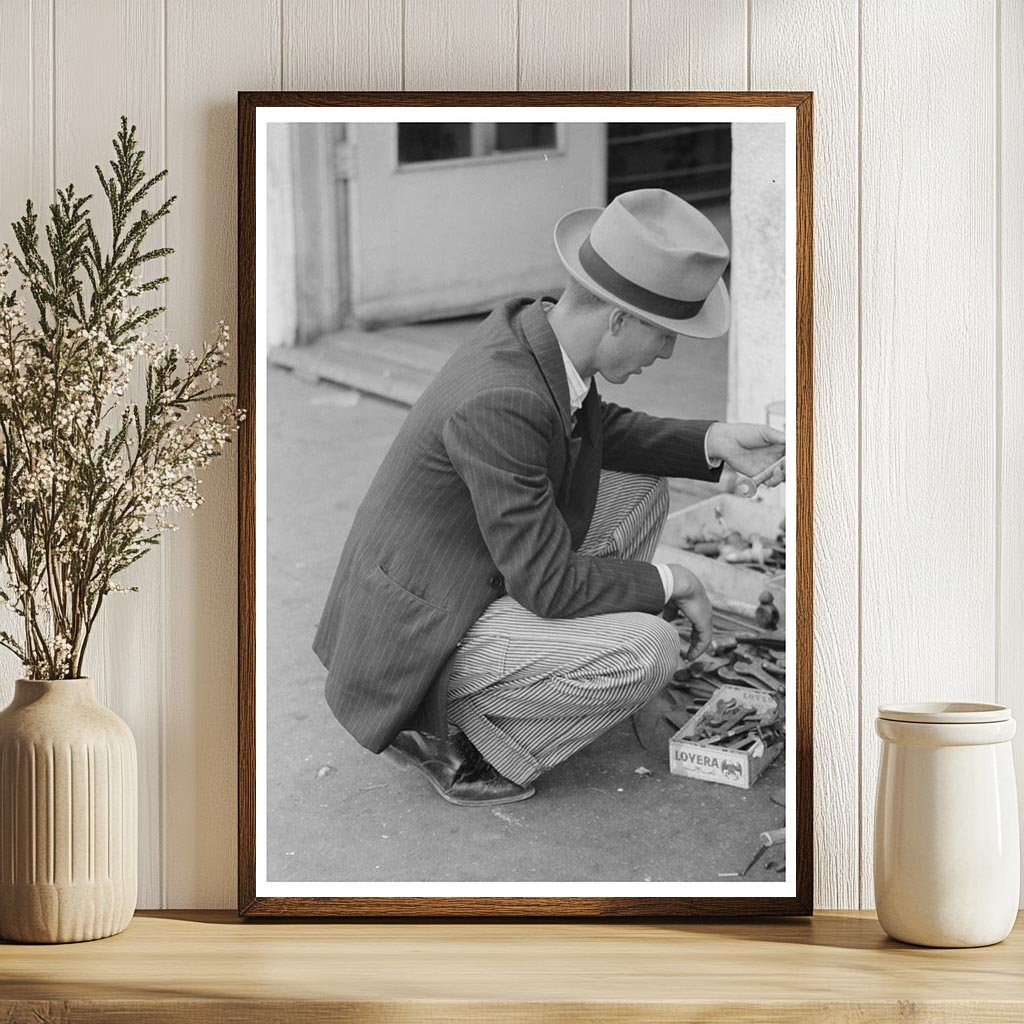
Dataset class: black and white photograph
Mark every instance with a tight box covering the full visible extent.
[244,99,808,912]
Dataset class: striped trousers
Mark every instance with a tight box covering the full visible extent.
[447,471,680,786]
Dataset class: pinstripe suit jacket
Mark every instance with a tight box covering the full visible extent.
[313,298,721,752]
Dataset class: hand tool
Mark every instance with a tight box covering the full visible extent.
[689,655,730,675]
[666,708,694,729]
[687,677,724,695]
[734,633,786,650]
[755,591,781,630]
[733,658,782,692]
[724,734,761,751]
[717,665,771,691]
[723,535,768,565]
[734,455,786,498]
[740,827,787,877]
[711,635,739,655]
[719,597,760,619]
[692,540,722,556]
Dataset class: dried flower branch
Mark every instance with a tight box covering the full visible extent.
[0,116,243,680]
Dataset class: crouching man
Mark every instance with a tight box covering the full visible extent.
[313,189,784,806]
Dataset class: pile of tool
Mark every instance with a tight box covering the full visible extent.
[687,694,780,757]
[679,520,786,574]
[673,631,785,705]
[631,616,786,752]
[742,828,786,877]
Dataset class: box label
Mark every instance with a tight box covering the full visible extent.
[672,745,749,787]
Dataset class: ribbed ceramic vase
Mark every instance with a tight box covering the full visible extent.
[0,678,137,943]
[874,701,1019,948]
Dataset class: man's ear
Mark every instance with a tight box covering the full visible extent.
[608,307,627,334]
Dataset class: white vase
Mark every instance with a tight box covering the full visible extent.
[0,678,137,943]
[874,701,1019,947]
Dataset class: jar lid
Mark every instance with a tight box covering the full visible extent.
[877,701,1011,724]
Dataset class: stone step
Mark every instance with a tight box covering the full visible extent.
[269,336,436,407]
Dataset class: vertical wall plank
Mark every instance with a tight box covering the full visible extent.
[164,0,280,908]
[0,0,1015,914]
[284,0,401,90]
[519,0,628,89]
[999,0,1024,904]
[0,0,52,231]
[404,0,516,89]
[0,0,53,697]
[750,1,860,910]
[52,0,166,910]
[860,0,997,908]
[631,0,745,90]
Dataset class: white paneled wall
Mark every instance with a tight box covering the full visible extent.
[0,0,1017,910]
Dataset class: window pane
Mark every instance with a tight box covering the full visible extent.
[494,123,556,152]
[398,124,472,163]
[606,123,731,204]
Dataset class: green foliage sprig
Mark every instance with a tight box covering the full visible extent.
[0,117,243,679]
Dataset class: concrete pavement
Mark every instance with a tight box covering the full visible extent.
[266,355,785,885]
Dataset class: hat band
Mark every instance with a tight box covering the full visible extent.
[578,236,707,321]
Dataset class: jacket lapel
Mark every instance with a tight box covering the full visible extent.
[517,299,574,439]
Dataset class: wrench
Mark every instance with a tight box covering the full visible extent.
[733,658,783,692]
[734,455,786,498]
[716,666,772,692]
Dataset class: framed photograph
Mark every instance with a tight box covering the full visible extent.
[238,91,813,917]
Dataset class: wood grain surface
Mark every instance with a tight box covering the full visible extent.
[404,0,517,91]
[236,89,813,920]
[0,0,49,675]
[163,0,280,909]
[284,0,402,91]
[630,0,746,92]
[1,910,1023,1022]
[858,0,999,909]
[750,0,860,911]
[50,0,168,914]
[519,0,629,90]
[0,1,1019,914]
[1000,0,1024,903]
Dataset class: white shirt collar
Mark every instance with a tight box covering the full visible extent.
[559,346,590,415]
[542,301,591,415]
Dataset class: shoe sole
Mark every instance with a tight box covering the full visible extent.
[383,747,536,806]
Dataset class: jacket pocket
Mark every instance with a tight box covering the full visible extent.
[372,563,450,613]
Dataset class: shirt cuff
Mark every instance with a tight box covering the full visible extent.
[655,563,675,604]
[704,424,723,469]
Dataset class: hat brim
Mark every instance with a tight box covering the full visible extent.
[553,207,730,339]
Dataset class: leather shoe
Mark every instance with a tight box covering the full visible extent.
[444,733,535,806]
[384,729,466,796]
[385,729,535,806]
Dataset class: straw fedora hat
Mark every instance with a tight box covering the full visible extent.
[553,188,730,339]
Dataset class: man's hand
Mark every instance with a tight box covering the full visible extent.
[668,565,713,661]
[706,423,786,489]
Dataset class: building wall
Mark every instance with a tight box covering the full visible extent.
[348,122,606,324]
[0,0,1018,912]
[729,122,786,427]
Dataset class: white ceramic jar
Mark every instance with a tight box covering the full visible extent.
[874,702,1019,947]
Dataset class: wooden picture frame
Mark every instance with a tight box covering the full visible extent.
[238,91,813,917]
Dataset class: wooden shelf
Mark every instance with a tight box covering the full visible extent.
[2,910,1022,1022]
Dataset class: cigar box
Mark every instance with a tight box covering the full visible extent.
[669,684,783,789]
